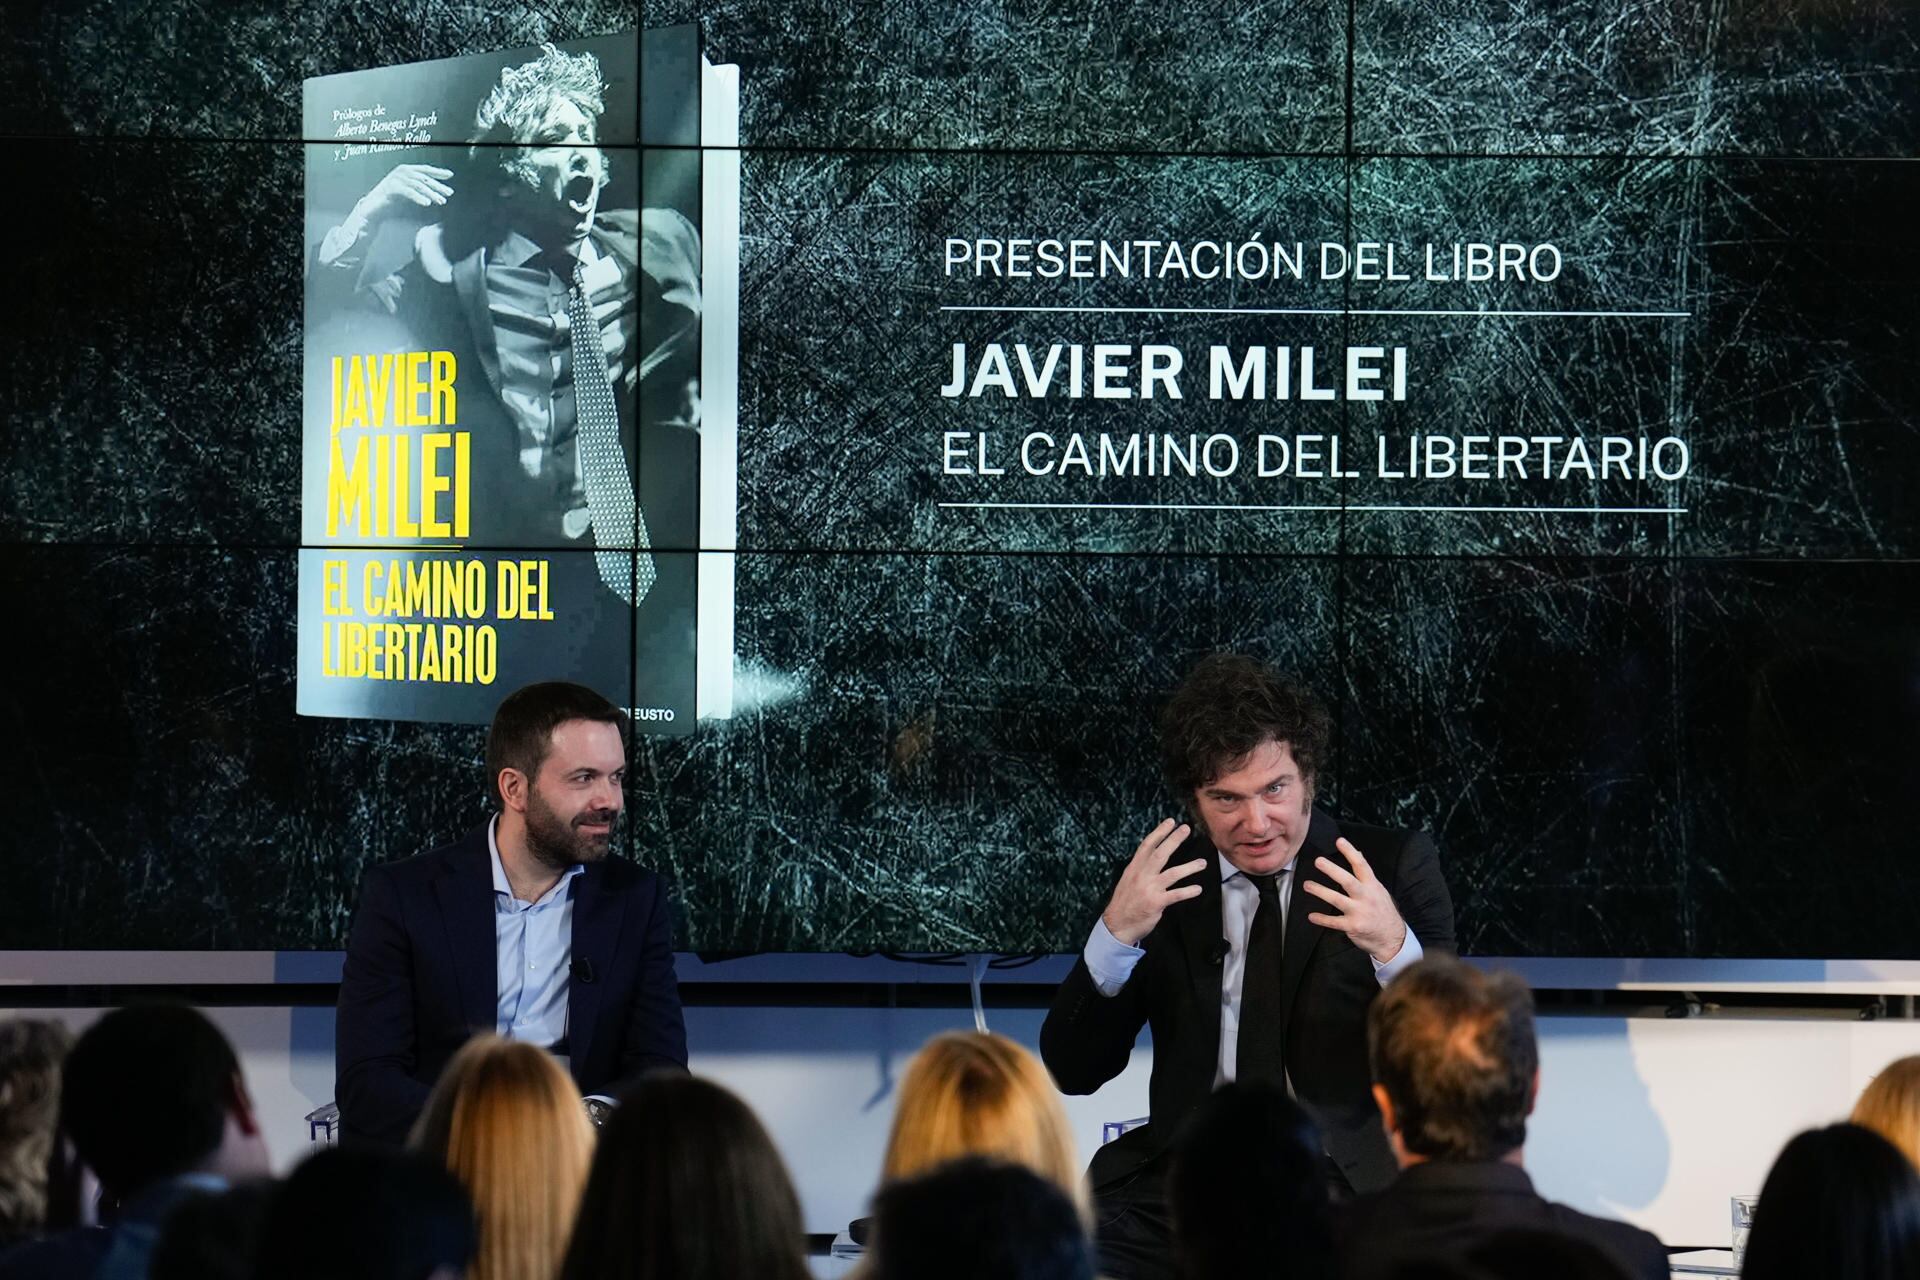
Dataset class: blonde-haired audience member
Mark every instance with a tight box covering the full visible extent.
[877,1031,1090,1222]
[409,1036,594,1280]
[1853,1056,1920,1170]
[0,1020,73,1249]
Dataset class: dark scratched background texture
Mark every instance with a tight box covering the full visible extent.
[1,0,1916,955]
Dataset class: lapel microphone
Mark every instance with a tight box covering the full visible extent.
[571,957,596,984]
[1206,939,1231,967]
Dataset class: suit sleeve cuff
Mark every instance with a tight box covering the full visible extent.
[1084,917,1145,997]
[1372,925,1424,986]
[317,213,370,267]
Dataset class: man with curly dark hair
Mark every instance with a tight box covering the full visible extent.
[1041,653,1455,1280]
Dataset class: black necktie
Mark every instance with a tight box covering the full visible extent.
[1236,871,1287,1087]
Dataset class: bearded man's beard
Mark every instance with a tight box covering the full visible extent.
[524,788,616,871]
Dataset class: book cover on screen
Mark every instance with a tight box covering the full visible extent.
[297,28,737,732]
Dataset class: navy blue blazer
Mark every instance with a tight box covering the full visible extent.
[334,825,688,1145]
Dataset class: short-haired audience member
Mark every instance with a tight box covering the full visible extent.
[253,1146,476,1280]
[558,1073,809,1280]
[863,1030,1089,1240]
[1167,1082,1333,1280]
[0,1020,73,1249]
[1336,958,1667,1280]
[335,680,688,1145]
[147,1180,274,1280]
[1852,1055,1920,1170]
[1740,1123,1920,1280]
[869,1157,1096,1280]
[0,1004,270,1280]
[410,1037,595,1280]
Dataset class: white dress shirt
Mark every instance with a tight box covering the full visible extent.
[1084,851,1424,1087]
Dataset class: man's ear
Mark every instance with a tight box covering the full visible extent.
[1527,1066,1541,1116]
[497,767,530,815]
[228,1074,262,1138]
[1372,1083,1398,1136]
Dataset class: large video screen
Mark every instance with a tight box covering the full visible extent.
[3,2,1916,958]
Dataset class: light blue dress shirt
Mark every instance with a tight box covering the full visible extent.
[1084,851,1424,1088]
[488,816,584,1051]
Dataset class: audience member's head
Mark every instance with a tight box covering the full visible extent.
[148,1178,274,1280]
[1740,1122,1920,1280]
[881,1031,1090,1222]
[1367,957,1537,1166]
[1382,1227,1635,1280]
[59,1004,268,1203]
[0,1018,73,1245]
[1168,1081,1331,1280]
[1853,1055,1920,1170]
[558,1072,809,1280]
[253,1145,476,1280]
[871,1156,1095,1280]
[409,1036,594,1280]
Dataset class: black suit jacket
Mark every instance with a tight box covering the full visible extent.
[348,211,700,714]
[1041,809,1455,1195]
[334,825,689,1145]
[1336,1161,1669,1280]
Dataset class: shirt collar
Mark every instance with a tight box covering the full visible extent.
[486,814,584,902]
[492,229,601,271]
[1220,852,1236,884]
[1395,1160,1535,1196]
[1217,850,1295,885]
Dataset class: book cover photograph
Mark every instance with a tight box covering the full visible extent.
[297,32,714,732]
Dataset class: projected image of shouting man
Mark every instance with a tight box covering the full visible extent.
[1041,654,1456,1280]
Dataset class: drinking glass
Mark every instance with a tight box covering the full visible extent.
[1731,1194,1761,1268]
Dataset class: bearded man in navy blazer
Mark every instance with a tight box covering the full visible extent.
[335,681,688,1144]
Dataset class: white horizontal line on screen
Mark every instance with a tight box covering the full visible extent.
[938,502,1688,514]
[936,305,1692,318]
